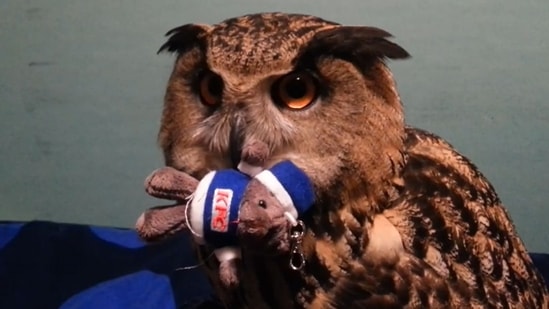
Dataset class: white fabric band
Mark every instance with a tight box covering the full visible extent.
[254,170,298,219]
[214,246,242,262]
[237,160,264,177]
[189,170,216,244]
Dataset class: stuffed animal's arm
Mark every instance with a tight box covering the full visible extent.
[136,167,199,242]
[145,166,199,201]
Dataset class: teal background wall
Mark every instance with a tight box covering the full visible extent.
[1,1,547,252]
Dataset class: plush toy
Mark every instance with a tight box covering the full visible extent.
[135,144,315,288]
[237,162,315,258]
[137,166,248,288]
[135,140,270,243]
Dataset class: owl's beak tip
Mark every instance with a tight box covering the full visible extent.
[228,114,245,169]
[229,142,242,169]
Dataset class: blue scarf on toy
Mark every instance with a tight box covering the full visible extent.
[191,160,315,249]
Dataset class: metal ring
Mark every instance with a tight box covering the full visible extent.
[290,250,305,270]
[290,220,305,239]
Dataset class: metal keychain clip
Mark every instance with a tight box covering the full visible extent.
[289,220,306,270]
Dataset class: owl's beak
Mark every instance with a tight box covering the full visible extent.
[228,113,244,169]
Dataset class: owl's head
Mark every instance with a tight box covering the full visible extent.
[158,13,409,212]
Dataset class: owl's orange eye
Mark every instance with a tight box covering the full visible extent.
[198,71,223,106]
[272,71,318,110]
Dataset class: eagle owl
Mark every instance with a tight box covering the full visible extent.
[146,12,549,308]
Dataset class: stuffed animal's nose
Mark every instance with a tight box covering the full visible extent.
[236,200,270,239]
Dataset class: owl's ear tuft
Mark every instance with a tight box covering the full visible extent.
[298,26,410,65]
[157,24,210,55]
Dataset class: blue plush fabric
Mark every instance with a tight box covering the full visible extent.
[0,221,220,309]
[202,170,249,248]
[0,220,547,309]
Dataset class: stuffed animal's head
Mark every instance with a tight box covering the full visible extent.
[237,160,315,254]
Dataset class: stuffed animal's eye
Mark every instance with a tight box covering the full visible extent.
[258,200,267,209]
[271,71,318,110]
[198,70,223,106]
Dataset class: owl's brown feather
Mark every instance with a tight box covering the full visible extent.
[151,12,549,309]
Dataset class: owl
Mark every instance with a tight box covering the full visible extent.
[143,12,549,308]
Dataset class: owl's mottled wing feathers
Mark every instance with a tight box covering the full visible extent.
[400,128,548,305]
[291,127,549,309]
[331,127,548,308]
[330,254,472,308]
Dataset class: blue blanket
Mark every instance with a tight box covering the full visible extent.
[0,221,547,309]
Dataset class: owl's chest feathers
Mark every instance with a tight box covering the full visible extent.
[215,128,548,308]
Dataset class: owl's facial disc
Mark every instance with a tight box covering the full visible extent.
[158,14,410,187]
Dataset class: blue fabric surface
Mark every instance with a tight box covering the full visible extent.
[0,220,547,309]
[0,221,221,309]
